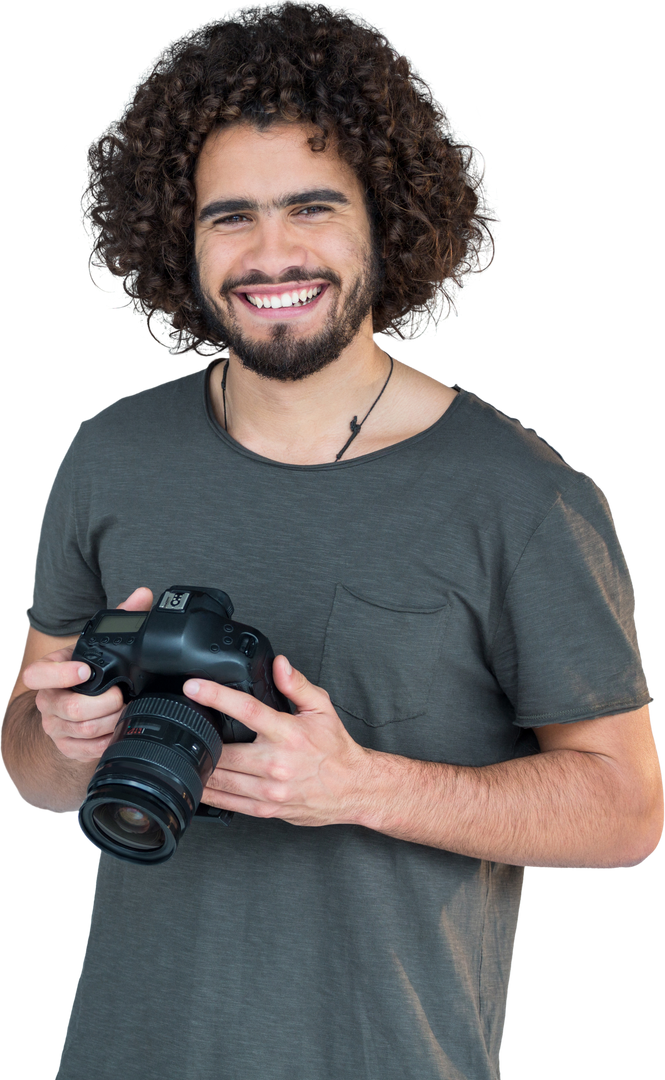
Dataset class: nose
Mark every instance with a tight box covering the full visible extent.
[240,215,309,280]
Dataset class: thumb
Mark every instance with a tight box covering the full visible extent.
[117,587,153,612]
[272,655,329,714]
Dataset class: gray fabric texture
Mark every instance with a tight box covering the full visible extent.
[28,366,650,1080]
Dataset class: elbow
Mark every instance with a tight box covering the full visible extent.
[6,777,80,816]
[617,803,660,868]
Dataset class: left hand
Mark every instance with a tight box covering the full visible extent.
[183,657,372,825]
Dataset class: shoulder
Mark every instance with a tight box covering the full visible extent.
[82,367,208,433]
[429,388,608,542]
[449,388,581,488]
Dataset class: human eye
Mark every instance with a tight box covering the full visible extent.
[296,204,330,217]
[211,204,328,225]
[213,213,250,226]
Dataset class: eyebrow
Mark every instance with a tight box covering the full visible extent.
[198,188,350,222]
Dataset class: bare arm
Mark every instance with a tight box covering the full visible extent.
[2,589,153,812]
[0,686,99,812]
[354,705,663,866]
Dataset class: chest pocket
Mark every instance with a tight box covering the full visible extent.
[318,584,450,727]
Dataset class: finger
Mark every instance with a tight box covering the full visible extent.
[23,659,92,691]
[117,587,153,611]
[272,656,331,715]
[183,678,286,740]
[63,682,125,725]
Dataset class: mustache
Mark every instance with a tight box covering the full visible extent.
[220,267,342,296]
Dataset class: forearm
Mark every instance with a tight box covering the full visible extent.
[355,746,661,868]
[2,691,96,812]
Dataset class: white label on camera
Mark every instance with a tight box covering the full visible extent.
[159,590,191,612]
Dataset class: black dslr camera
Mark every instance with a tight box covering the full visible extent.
[73,586,288,865]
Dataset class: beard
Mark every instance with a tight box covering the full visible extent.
[192,244,383,382]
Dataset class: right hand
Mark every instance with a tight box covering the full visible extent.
[22,588,154,762]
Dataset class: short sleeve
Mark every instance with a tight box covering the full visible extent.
[27,429,107,636]
[490,475,651,726]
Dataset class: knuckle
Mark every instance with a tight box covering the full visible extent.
[76,717,102,739]
[63,693,84,721]
[265,782,288,804]
[242,697,263,726]
[267,761,291,783]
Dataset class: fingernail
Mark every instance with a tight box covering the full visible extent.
[185,680,200,695]
[78,665,91,681]
[283,658,292,675]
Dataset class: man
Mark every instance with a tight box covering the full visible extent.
[190,120,459,466]
[2,5,661,1079]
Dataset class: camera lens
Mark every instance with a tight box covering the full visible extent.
[79,694,225,864]
[92,803,165,851]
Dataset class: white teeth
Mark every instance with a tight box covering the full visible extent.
[246,285,323,309]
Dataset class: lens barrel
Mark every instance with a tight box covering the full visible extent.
[79,694,223,864]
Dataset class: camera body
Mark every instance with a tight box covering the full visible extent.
[73,586,288,864]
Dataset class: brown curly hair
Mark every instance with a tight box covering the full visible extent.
[86,3,492,351]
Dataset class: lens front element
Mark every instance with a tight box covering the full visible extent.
[92,803,165,851]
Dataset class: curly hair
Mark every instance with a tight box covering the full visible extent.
[86,3,492,351]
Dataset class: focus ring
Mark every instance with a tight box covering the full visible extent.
[123,697,222,760]
[101,739,204,804]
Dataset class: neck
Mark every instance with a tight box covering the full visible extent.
[208,317,394,464]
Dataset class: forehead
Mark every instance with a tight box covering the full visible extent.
[194,122,362,205]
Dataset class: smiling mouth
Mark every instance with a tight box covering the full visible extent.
[235,282,328,315]
[247,282,323,308]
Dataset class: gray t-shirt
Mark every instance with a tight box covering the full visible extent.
[29,366,650,1080]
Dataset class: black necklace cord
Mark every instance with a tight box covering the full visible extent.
[221,358,230,431]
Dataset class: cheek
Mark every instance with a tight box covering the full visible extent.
[312,227,372,281]
[337,221,373,265]
[195,234,236,288]
[197,238,225,276]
